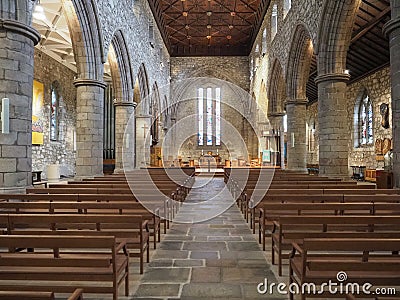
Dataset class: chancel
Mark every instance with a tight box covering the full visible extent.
[1,0,400,299]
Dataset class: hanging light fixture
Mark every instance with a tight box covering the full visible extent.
[33,0,46,20]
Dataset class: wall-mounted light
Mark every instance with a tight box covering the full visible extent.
[1,98,10,134]
[291,132,295,148]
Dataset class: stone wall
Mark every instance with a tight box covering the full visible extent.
[32,50,77,178]
[347,67,392,169]
[98,0,170,107]
[169,56,257,163]
[171,56,250,92]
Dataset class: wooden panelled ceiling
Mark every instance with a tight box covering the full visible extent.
[148,0,271,56]
[307,0,391,104]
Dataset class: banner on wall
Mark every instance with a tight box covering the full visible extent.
[32,80,44,145]
[262,150,271,163]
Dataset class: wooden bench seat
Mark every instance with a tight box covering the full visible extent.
[25,188,179,222]
[254,196,400,235]
[0,235,128,300]
[290,238,400,300]
[0,193,171,234]
[0,201,161,249]
[247,190,400,232]
[0,288,83,300]
[5,214,150,274]
[273,216,400,276]
[0,291,55,300]
[259,202,374,251]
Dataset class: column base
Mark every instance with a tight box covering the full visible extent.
[113,168,125,174]
[287,168,308,174]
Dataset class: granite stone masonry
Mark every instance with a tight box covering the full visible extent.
[0,1,40,190]
[32,50,77,179]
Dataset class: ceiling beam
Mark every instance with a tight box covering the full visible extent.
[351,6,390,43]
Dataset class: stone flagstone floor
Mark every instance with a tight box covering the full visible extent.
[132,176,285,299]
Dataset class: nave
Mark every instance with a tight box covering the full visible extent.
[1,167,400,299]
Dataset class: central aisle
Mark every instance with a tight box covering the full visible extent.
[133,177,283,299]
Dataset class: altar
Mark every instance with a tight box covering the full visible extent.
[197,152,224,173]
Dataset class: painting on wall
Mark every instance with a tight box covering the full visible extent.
[32,80,44,145]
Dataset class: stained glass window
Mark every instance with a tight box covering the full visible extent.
[198,88,204,146]
[216,88,221,146]
[50,85,59,141]
[283,0,292,18]
[207,88,213,146]
[271,4,278,39]
[198,87,221,146]
[359,95,373,146]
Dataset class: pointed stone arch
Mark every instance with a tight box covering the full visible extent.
[109,30,134,103]
[286,23,314,100]
[136,64,150,115]
[268,59,286,115]
[316,0,362,76]
[150,82,161,145]
[62,0,105,81]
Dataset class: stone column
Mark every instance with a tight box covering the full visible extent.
[315,73,350,178]
[114,101,136,173]
[384,3,400,186]
[135,115,152,168]
[268,113,285,169]
[74,79,106,178]
[0,15,40,190]
[286,100,308,173]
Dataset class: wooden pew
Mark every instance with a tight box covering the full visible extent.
[23,192,172,232]
[0,193,171,234]
[0,288,84,300]
[0,235,128,300]
[6,214,150,274]
[289,238,400,300]
[247,189,400,231]
[254,194,400,238]
[259,202,374,251]
[0,291,55,300]
[0,201,162,249]
[273,216,400,276]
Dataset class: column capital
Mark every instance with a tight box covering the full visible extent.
[73,78,107,89]
[383,17,400,37]
[285,98,308,106]
[315,73,351,85]
[114,101,137,108]
[136,114,152,119]
[0,19,40,45]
